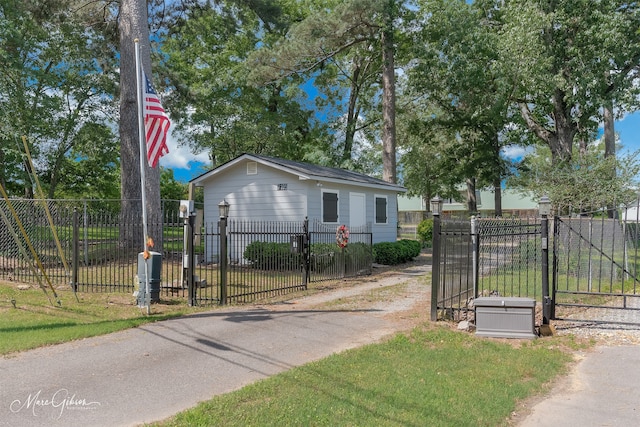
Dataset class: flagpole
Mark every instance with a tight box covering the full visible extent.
[134,38,151,314]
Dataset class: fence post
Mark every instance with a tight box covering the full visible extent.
[539,196,551,325]
[551,214,559,320]
[186,212,196,306]
[72,208,79,292]
[219,217,228,305]
[303,217,309,289]
[430,210,441,321]
[471,216,479,299]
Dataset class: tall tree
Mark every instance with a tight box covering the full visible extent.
[160,0,330,167]
[247,0,406,182]
[406,0,512,213]
[500,0,640,164]
[119,0,163,244]
[0,0,117,198]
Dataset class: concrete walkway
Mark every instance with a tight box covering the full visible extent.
[519,345,640,426]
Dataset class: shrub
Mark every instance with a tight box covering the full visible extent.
[398,239,421,258]
[309,243,338,272]
[243,241,301,270]
[373,240,421,265]
[417,219,434,247]
[373,242,399,265]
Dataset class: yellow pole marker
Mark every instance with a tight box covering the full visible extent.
[0,199,53,305]
[21,136,72,275]
[21,136,77,301]
[0,182,61,305]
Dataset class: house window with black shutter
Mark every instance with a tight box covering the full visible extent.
[322,190,339,223]
[375,195,387,224]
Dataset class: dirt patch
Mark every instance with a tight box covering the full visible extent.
[262,252,433,334]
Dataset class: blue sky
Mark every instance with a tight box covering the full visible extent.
[160,111,640,183]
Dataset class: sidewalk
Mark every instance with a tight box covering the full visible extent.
[519,345,640,426]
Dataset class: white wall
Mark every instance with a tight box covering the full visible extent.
[306,183,399,244]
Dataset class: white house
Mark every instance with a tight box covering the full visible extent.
[190,154,406,246]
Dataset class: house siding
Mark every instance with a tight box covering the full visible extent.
[306,183,399,244]
[202,161,308,222]
[194,155,405,262]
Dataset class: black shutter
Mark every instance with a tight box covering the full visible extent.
[323,192,338,222]
[375,197,387,223]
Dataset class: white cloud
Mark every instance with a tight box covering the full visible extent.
[158,128,211,170]
[501,145,533,160]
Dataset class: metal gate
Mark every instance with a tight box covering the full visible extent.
[431,216,543,321]
[553,207,640,324]
[431,200,640,326]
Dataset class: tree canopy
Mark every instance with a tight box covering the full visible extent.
[1,0,639,211]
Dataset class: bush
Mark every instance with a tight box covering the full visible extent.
[398,239,421,258]
[373,239,421,265]
[243,241,302,270]
[417,219,434,247]
[309,243,338,272]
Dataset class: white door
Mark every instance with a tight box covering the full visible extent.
[349,192,366,228]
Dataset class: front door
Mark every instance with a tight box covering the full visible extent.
[349,193,366,228]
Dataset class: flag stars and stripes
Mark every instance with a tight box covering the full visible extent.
[144,73,170,168]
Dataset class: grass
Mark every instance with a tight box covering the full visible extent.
[152,325,578,427]
[0,282,208,355]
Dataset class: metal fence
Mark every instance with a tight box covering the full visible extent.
[308,219,373,283]
[0,199,374,306]
[431,216,542,320]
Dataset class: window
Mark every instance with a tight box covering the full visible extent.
[247,161,257,175]
[375,195,387,224]
[322,190,339,223]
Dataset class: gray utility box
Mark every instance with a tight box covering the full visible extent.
[137,251,162,304]
[475,297,536,339]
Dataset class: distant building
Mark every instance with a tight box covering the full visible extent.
[398,189,538,223]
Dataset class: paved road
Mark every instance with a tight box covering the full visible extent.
[0,305,402,427]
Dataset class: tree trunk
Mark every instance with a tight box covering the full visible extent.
[466,178,477,214]
[604,103,616,218]
[119,0,162,249]
[493,178,502,217]
[343,58,362,163]
[604,104,615,158]
[381,2,396,184]
[518,88,576,164]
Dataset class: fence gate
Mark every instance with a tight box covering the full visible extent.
[431,216,543,321]
[553,207,640,324]
[431,202,640,326]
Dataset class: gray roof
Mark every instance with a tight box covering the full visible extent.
[191,153,406,192]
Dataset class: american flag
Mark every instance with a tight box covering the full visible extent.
[144,73,170,168]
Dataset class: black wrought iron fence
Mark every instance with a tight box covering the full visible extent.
[308,219,373,283]
[0,200,374,307]
[477,217,542,299]
[432,216,542,320]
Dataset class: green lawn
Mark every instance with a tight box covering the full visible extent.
[152,326,579,427]
[0,283,208,355]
